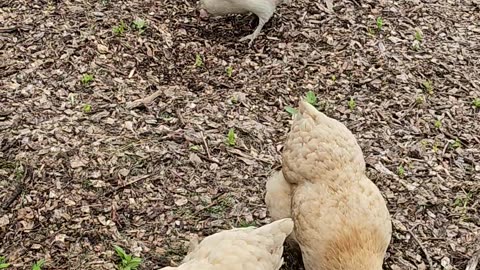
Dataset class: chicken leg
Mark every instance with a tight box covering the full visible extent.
[239,17,267,46]
[239,8,273,46]
[198,0,285,46]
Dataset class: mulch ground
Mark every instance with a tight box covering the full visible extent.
[1,0,479,269]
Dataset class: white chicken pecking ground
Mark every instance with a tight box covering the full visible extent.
[159,218,294,270]
[265,100,393,270]
[197,0,290,47]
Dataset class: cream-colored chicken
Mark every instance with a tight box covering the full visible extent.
[198,0,289,46]
[159,218,294,270]
[265,101,392,270]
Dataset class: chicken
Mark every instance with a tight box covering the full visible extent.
[159,218,294,270]
[265,100,392,270]
[197,0,289,46]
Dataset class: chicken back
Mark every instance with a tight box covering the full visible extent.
[265,101,392,270]
[159,218,294,270]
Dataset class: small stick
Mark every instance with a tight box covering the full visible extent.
[201,131,212,160]
[2,183,24,210]
[126,85,183,109]
[408,225,434,270]
[126,89,164,109]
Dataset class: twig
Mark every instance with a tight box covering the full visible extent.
[200,131,212,160]
[104,174,150,196]
[408,225,434,270]
[2,183,24,210]
[126,89,164,109]
[466,250,480,270]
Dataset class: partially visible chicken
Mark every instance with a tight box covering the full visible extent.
[198,0,289,46]
[265,100,392,270]
[159,218,294,270]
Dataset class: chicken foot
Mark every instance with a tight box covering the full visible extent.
[239,13,271,47]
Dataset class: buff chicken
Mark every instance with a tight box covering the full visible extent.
[197,0,289,46]
[265,100,392,270]
[159,218,294,270]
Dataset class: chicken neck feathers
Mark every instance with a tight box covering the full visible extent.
[282,101,366,186]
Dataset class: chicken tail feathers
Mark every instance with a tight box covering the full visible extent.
[254,218,294,239]
[265,170,293,220]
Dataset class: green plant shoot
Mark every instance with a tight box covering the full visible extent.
[227,128,236,146]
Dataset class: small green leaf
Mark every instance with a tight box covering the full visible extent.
[227,128,236,146]
[128,257,142,268]
[285,106,298,115]
[190,145,200,151]
[415,95,424,105]
[305,91,317,106]
[434,119,442,129]
[451,138,461,149]
[83,104,92,113]
[432,141,439,153]
[397,166,405,177]
[376,17,383,31]
[238,220,257,228]
[113,21,127,35]
[113,246,142,270]
[80,74,94,85]
[472,98,480,108]
[414,30,423,41]
[132,18,146,33]
[114,245,127,259]
[195,53,203,67]
[348,97,356,110]
[226,66,233,77]
[31,259,45,270]
[0,257,9,270]
[422,80,433,94]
